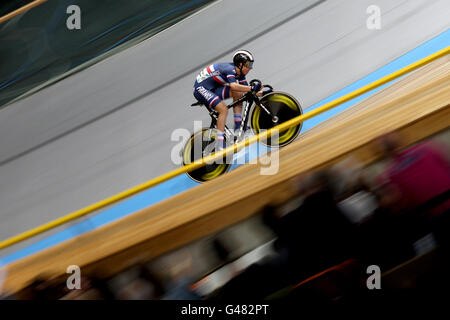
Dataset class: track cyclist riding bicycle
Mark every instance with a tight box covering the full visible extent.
[193,50,268,150]
[185,51,303,182]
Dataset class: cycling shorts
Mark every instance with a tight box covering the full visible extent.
[193,85,231,109]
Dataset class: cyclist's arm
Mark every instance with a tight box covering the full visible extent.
[229,82,264,94]
[229,82,252,92]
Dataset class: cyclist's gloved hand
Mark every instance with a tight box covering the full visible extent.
[251,82,262,93]
[262,87,273,95]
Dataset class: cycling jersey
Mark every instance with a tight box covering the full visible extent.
[193,63,248,109]
[195,63,248,88]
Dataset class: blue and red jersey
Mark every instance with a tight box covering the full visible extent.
[193,63,248,109]
[194,62,248,89]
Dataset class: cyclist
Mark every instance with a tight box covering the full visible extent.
[193,50,264,150]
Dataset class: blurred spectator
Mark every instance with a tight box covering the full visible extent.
[355,182,416,270]
[115,278,156,300]
[162,277,201,300]
[136,264,166,298]
[324,157,414,269]
[374,132,450,254]
[375,131,450,217]
[330,157,378,225]
[159,249,201,300]
[214,170,359,300]
[211,235,242,277]
[274,170,359,275]
[113,265,164,300]
[212,237,233,266]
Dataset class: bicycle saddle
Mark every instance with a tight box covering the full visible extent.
[190,101,203,107]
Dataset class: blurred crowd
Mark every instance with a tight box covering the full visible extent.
[1,130,449,300]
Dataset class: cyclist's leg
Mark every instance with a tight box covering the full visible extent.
[210,86,231,133]
[194,85,225,119]
[231,90,245,133]
[214,102,228,133]
[194,86,227,150]
[213,102,227,150]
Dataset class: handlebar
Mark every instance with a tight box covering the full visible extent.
[249,79,273,92]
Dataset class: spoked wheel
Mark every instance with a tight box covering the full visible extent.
[250,92,303,147]
[182,128,232,183]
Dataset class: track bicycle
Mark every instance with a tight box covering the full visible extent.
[182,79,303,182]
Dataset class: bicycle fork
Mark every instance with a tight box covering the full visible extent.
[235,100,278,142]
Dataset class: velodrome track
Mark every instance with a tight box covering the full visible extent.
[2,54,449,294]
[0,1,449,262]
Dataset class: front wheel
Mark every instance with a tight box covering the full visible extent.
[250,92,303,147]
[182,128,232,183]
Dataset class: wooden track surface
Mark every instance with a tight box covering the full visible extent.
[1,55,449,294]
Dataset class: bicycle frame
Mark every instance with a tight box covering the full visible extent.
[185,84,302,182]
[206,90,276,143]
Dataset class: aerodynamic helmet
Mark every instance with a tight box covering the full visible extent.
[233,50,254,69]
